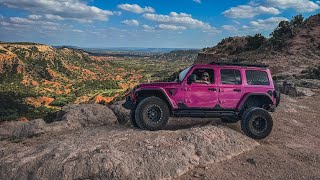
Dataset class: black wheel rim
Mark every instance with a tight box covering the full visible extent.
[250,116,267,133]
[146,105,162,123]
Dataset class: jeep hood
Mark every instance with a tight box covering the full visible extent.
[138,82,179,88]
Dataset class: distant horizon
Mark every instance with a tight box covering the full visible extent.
[0,40,202,49]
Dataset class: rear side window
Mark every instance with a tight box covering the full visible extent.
[220,69,242,85]
[246,70,270,85]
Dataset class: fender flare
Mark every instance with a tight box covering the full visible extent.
[237,93,273,111]
[135,88,176,109]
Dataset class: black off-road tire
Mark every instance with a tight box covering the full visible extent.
[134,96,170,131]
[241,107,257,120]
[241,107,273,139]
[129,110,139,128]
[221,117,239,123]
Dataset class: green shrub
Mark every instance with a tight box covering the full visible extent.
[246,34,266,50]
[49,96,75,107]
[290,14,304,27]
[269,15,304,49]
[269,21,292,48]
[0,92,31,121]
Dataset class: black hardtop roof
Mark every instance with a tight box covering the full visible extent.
[209,61,269,68]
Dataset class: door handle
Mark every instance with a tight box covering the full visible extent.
[208,88,217,91]
[233,88,242,92]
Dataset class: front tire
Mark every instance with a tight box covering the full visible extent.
[241,108,273,139]
[130,110,139,128]
[135,96,170,131]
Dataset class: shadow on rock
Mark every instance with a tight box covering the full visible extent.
[0,104,118,140]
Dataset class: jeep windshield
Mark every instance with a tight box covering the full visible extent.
[178,66,192,82]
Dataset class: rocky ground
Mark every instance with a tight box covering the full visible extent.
[1,94,320,179]
[181,94,320,180]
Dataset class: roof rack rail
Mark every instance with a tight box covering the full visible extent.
[209,61,269,68]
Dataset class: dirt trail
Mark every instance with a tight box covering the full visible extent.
[180,95,320,179]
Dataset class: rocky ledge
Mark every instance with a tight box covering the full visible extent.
[0,103,259,180]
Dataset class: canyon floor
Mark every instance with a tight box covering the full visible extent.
[1,94,320,179]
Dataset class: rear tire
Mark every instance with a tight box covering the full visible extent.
[135,96,170,131]
[241,107,273,139]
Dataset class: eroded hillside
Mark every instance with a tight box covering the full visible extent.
[0,43,192,121]
[196,14,320,75]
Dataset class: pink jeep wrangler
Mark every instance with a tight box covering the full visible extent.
[123,62,280,139]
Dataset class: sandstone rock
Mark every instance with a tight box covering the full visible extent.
[0,124,259,180]
[297,79,320,89]
[280,80,317,97]
[296,87,315,97]
[0,104,117,140]
[282,80,298,97]
[109,100,130,125]
[57,104,117,128]
[0,119,46,139]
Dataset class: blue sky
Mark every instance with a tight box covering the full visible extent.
[0,0,319,48]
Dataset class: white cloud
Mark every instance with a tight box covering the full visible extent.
[28,15,42,20]
[72,29,84,33]
[118,4,155,14]
[158,24,186,30]
[222,25,238,31]
[0,0,114,22]
[317,1,320,4]
[0,15,64,32]
[121,19,139,26]
[248,17,289,30]
[44,14,64,21]
[266,0,319,12]
[142,24,156,31]
[223,5,280,18]
[143,12,217,32]
[0,22,10,26]
[193,0,201,4]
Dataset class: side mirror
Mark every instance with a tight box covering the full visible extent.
[187,74,197,84]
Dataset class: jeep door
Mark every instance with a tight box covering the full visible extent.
[183,67,219,108]
[218,68,244,109]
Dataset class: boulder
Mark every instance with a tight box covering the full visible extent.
[282,80,298,97]
[0,119,46,139]
[0,104,117,140]
[57,104,118,128]
[109,100,130,125]
[296,87,316,97]
[297,79,320,88]
[279,80,317,97]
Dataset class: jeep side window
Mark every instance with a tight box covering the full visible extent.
[190,68,214,84]
[220,69,242,85]
[246,70,270,85]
